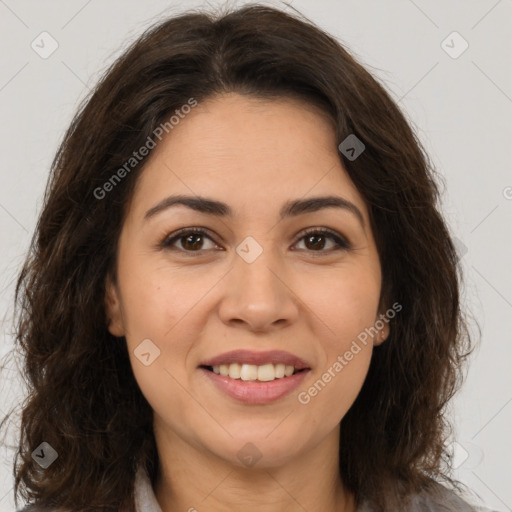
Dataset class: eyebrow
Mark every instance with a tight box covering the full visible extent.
[144,194,365,228]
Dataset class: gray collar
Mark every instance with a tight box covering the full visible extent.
[133,465,163,512]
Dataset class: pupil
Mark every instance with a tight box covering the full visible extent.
[306,234,324,250]
[184,234,202,250]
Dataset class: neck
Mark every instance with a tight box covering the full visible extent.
[153,425,356,512]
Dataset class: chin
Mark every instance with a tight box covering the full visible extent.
[208,432,306,468]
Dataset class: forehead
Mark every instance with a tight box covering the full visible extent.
[127,93,368,223]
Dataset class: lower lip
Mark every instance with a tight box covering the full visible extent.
[199,367,310,405]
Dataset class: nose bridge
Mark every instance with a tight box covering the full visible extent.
[218,234,297,330]
[235,234,283,301]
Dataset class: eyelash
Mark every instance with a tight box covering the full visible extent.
[159,226,351,256]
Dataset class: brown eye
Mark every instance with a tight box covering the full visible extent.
[180,233,206,251]
[161,228,218,252]
[160,227,350,255]
[303,233,329,251]
[294,228,351,253]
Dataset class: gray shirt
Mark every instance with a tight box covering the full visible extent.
[16,465,498,511]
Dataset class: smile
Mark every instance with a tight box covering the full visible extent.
[203,362,304,382]
[200,365,310,405]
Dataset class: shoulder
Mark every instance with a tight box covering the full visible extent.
[16,505,69,512]
[357,481,499,512]
[410,481,498,512]
[409,490,493,511]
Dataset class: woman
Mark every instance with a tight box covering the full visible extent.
[2,3,490,511]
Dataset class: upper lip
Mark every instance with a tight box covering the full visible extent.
[199,350,311,370]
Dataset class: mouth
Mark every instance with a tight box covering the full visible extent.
[198,350,312,403]
[199,364,311,405]
[200,363,308,382]
[199,349,311,381]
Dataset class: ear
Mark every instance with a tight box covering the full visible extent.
[104,273,125,337]
[373,308,390,346]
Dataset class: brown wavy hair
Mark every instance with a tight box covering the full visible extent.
[0,3,478,511]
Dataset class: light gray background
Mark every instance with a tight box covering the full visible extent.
[1,1,511,511]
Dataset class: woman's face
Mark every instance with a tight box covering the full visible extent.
[105,93,388,468]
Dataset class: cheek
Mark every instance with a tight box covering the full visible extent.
[312,264,382,349]
[117,251,207,342]
[114,254,193,394]
[300,267,379,406]
[117,260,223,406]
[121,275,195,425]
[294,329,373,447]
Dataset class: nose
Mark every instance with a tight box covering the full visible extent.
[217,242,299,333]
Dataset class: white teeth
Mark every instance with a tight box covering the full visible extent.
[284,365,294,377]
[257,364,275,382]
[240,364,258,381]
[274,363,285,378]
[210,363,299,381]
[228,363,241,379]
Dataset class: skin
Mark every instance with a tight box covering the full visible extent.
[105,93,389,512]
